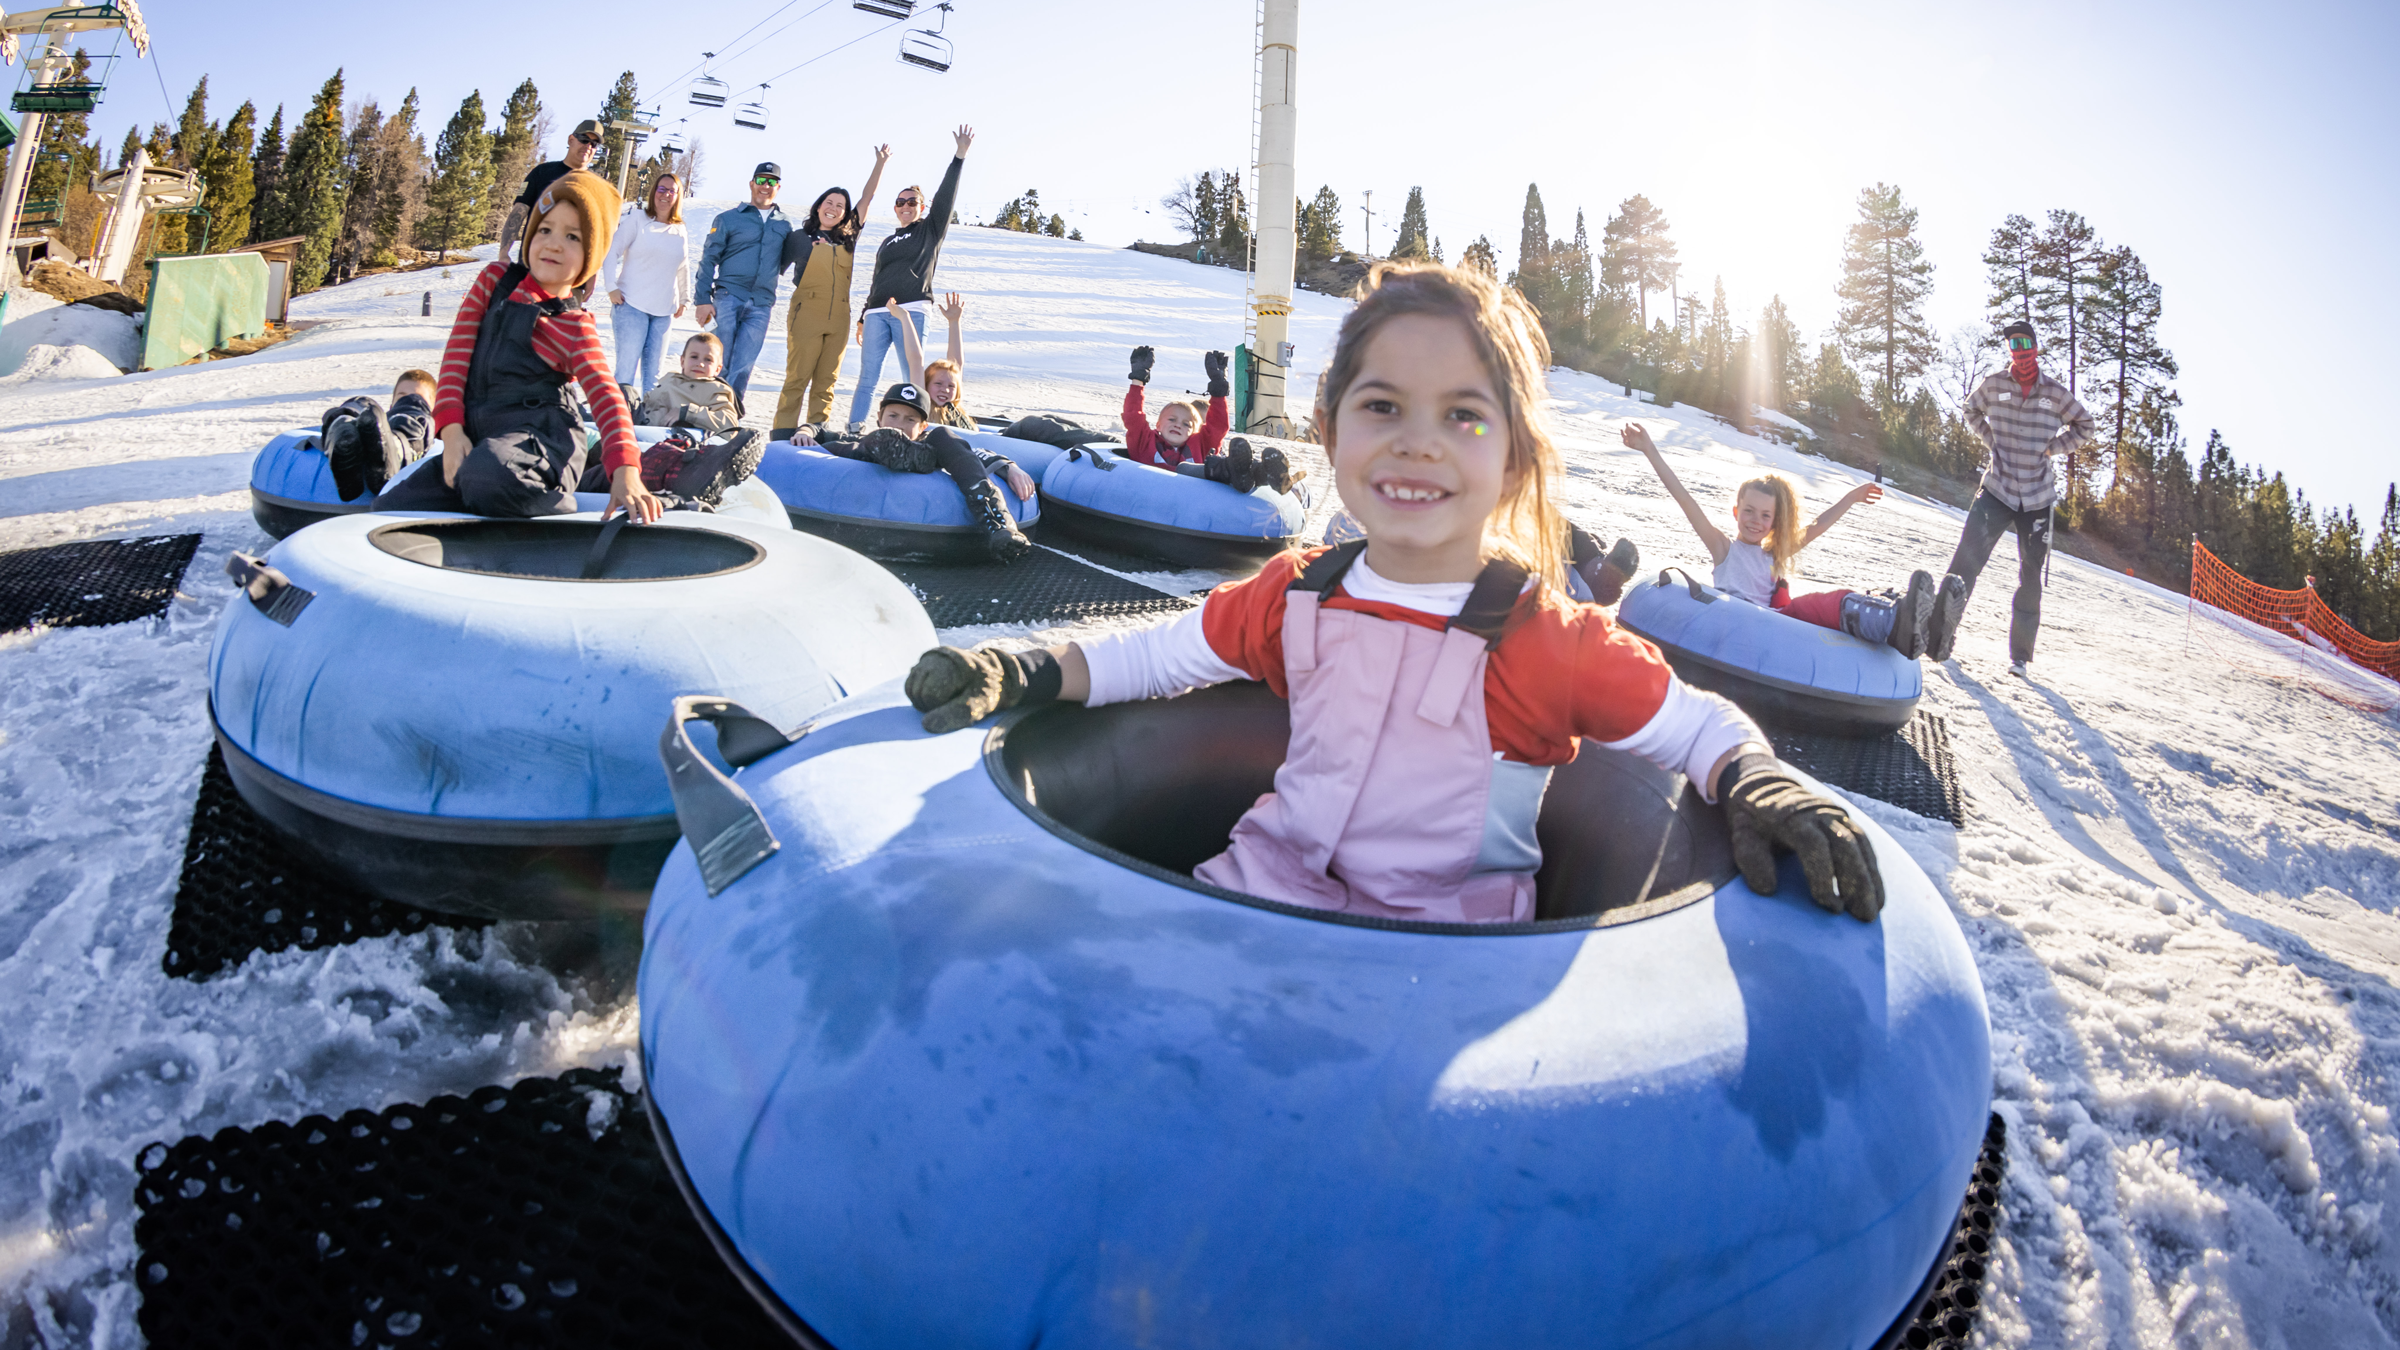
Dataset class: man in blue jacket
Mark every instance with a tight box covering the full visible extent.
[694,162,794,411]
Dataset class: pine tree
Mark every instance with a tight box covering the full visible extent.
[1834,182,1937,403]
[1391,186,1431,260]
[1459,235,1498,277]
[371,90,427,264]
[2083,244,2176,492]
[172,75,212,170]
[1299,185,1342,261]
[2366,486,2400,639]
[283,71,352,292]
[596,71,639,186]
[488,79,543,238]
[335,101,386,278]
[118,123,142,172]
[1192,171,1220,245]
[1757,296,1805,411]
[198,101,258,253]
[1599,194,1676,331]
[1215,171,1248,261]
[1514,184,1548,282]
[422,89,494,261]
[2031,209,2102,398]
[1045,213,1066,238]
[1982,213,2040,337]
[248,106,288,242]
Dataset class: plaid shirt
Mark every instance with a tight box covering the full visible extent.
[1965,371,2092,511]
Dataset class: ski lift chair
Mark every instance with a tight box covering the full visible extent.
[854,1,914,18]
[898,4,954,72]
[734,86,770,131]
[660,122,690,156]
[691,55,729,109]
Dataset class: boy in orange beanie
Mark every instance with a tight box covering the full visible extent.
[377,171,661,522]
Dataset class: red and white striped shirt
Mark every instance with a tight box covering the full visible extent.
[434,263,641,474]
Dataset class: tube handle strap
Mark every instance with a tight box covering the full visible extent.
[1656,567,1715,603]
[224,551,314,626]
[658,695,796,896]
[581,515,631,578]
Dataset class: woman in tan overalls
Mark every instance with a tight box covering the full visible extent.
[772,146,890,434]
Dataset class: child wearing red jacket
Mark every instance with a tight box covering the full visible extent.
[907,262,1884,926]
[1120,345,1229,468]
[376,171,660,523]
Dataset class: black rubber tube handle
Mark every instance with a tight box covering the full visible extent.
[581,514,631,579]
[658,696,794,895]
[1656,566,1715,603]
[225,551,315,626]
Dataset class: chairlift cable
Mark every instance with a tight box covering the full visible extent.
[753,9,920,87]
[649,0,804,92]
[702,0,842,79]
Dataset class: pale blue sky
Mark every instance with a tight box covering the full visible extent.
[51,0,2400,518]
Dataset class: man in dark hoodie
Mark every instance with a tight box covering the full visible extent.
[846,125,974,428]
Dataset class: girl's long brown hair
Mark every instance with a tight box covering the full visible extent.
[644,172,685,224]
[1316,261,1569,597]
[1736,474,1802,578]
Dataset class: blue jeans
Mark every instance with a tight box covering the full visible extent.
[848,306,928,426]
[609,301,675,395]
[712,295,776,406]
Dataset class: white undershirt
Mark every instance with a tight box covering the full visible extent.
[1079,554,1764,799]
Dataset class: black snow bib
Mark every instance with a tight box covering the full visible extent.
[465,263,584,447]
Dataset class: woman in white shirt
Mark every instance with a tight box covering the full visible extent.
[603,172,695,397]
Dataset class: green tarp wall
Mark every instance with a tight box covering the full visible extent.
[141,253,268,370]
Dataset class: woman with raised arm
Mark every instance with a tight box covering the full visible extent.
[771,145,891,436]
[847,125,973,429]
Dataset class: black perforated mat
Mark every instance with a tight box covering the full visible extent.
[1878,1114,2007,1350]
[0,532,200,633]
[165,745,480,980]
[1770,710,1965,827]
[888,544,1192,630]
[133,1067,787,1349]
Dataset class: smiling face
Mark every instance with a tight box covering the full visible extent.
[815,191,850,230]
[1326,312,1514,584]
[892,186,924,227]
[751,175,780,210]
[524,203,586,294]
[681,338,722,380]
[1734,486,1777,545]
[927,366,958,407]
[566,134,600,169]
[1156,403,1196,447]
[650,174,680,216]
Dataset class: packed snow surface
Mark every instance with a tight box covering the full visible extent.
[1,222,2397,1347]
[0,305,138,379]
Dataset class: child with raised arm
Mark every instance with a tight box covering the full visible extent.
[1624,423,1967,661]
[376,172,661,524]
[892,292,977,430]
[905,262,1885,925]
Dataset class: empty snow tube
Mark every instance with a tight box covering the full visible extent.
[1035,444,1304,569]
[251,425,683,538]
[753,440,1038,563]
[639,679,1991,1349]
[1618,571,1923,735]
[207,513,933,920]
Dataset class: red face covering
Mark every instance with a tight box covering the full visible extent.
[2009,346,2039,388]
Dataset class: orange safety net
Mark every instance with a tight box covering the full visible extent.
[2187,538,2400,711]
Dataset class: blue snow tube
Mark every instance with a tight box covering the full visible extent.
[1618,571,1924,735]
[639,679,1992,1349]
[1036,444,1304,568]
[754,439,1039,563]
[249,424,681,538]
[207,512,934,919]
[365,436,791,531]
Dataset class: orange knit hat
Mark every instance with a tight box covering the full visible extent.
[522,170,622,292]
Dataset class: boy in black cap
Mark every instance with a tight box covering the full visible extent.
[804,381,1035,563]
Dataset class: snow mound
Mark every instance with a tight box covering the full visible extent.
[0,303,138,377]
[1,342,130,383]
[4,283,65,323]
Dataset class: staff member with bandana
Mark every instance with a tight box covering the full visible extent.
[694,163,796,413]
[1946,319,2094,678]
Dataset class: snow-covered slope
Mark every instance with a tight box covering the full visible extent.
[2,226,2397,1347]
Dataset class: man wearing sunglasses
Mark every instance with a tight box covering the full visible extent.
[849,125,974,429]
[694,164,795,412]
[498,120,607,281]
[1948,319,2094,677]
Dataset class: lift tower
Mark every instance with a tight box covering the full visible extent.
[1242,0,1297,435]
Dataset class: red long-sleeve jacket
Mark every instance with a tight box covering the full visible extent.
[1120,383,1228,468]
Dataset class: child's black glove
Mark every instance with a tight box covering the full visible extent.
[1128,345,1156,385]
[1717,754,1883,922]
[1204,350,1230,398]
[905,646,1064,734]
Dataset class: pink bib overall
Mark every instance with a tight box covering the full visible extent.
[1195,550,1537,924]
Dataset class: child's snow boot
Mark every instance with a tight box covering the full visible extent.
[1841,570,1935,659]
[1926,572,1969,662]
[1257,444,1298,496]
[667,428,765,508]
[1220,437,1259,494]
[964,477,1031,563]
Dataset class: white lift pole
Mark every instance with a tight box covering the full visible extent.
[1245,0,1298,434]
